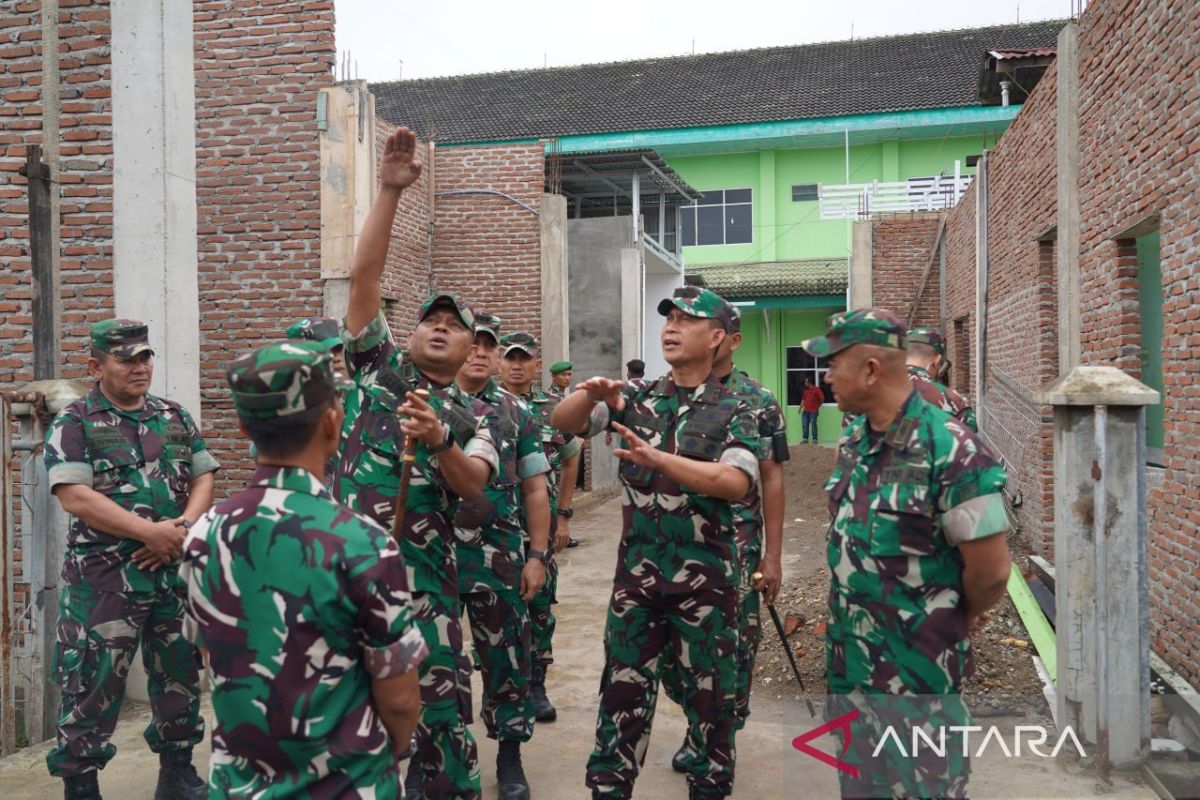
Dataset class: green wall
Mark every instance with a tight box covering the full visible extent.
[735,306,844,445]
[668,135,985,265]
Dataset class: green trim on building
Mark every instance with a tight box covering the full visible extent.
[732,295,844,311]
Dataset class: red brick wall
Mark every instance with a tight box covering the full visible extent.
[942,182,976,399]
[0,0,115,387]
[193,0,335,492]
[430,143,545,339]
[870,212,942,327]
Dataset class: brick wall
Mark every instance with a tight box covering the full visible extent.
[193,0,335,493]
[1,0,115,386]
[871,0,1200,683]
[870,212,942,327]
[374,116,431,337]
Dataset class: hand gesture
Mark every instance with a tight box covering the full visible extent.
[610,422,662,470]
[380,127,422,191]
[135,517,188,570]
[577,377,625,408]
[520,559,546,602]
[399,391,445,448]
[752,557,783,605]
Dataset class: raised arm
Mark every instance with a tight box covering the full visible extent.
[346,127,423,336]
[550,377,625,435]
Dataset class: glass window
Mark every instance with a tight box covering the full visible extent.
[785,346,833,405]
[680,188,753,247]
[792,183,819,202]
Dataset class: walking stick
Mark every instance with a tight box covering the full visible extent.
[753,570,818,717]
[390,388,430,543]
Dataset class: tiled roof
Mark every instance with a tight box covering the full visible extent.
[372,20,1065,144]
[686,259,847,299]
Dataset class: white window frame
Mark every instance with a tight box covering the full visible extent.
[785,346,832,407]
[680,188,753,247]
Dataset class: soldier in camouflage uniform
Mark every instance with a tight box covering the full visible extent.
[180,341,426,799]
[338,125,500,800]
[43,319,218,800]
[553,286,761,800]
[453,312,553,800]
[546,360,572,400]
[280,316,348,483]
[907,326,977,431]
[809,308,1012,798]
[498,332,582,723]
[663,298,789,774]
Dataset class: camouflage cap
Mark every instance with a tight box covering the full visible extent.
[548,360,572,374]
[802,308,907,358]
[656,286,738,332]
[91,319,154,359]
[285,316,343,351]
[473,311,501,343]
[226,340,351,421]
[501,331,539,358]
[418,292,475,330]
[907,326,947,357]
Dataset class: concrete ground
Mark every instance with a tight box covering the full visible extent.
[0,494,1156,799]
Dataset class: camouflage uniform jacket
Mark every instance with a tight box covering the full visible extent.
[824,390,1008,694]
[518,388,581,511]
[587,374,761,593]
[723,370,785,575]
[44,385,220,593]
[337,312,501,596]
[457,378,550,594]
[181,465,427,799]
[908,365,978,432]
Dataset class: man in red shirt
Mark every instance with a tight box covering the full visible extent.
[800,377,825,443]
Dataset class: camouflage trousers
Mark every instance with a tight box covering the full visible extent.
[461,586,534,742]
[45,583,203,777]
[410,590,481,800]
[528,551,557,666]
[825,685,972,799]
[585,582,740,799]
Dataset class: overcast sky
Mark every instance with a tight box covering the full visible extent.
[335,0,1076,82]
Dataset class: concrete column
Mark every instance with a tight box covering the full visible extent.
[1056,21,1082,373]
[758,151,776,262]
[110,0,200,419]
[620,247,643,371]
[319,82,376,321]
[540,193,569,371]
[849,221,873,309]
[1035,366,1157,772]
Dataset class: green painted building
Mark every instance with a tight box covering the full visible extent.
[375,19,1065,443]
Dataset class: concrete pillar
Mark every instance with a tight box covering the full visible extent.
[319,82,376,321]
[1056,21,1082,373]
[540,193,569,372]
[110,0,201,419]
[620,247,643,371]
[1035,366,1157,772]
[849,221,873,309]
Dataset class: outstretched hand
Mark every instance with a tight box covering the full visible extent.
[380,127,422,191]
[576,377,625,408]
[610,422,662,470]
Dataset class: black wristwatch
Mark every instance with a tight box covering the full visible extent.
[557,507,574,520]
[428,423,453,454]
[527,549,553,564]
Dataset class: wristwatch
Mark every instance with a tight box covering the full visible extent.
[428,423,453,454]
[527,549,553,564]
[557,507,574,520]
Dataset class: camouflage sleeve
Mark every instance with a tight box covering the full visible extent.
[461,406,501,479]
[175,405,220,477]
[344,523,429,678]
[43,405,93,489]
[958,405,979,433]
[938,429,1009,545]
[515,404,550,479]
[586,385,635,438]
[178,516,214,648]
[720,402,761,486]
[560,435,582,461]
[342,310,395,378]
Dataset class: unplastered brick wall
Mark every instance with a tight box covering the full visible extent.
[870,212,942,327]
[374,116,431,338]
[430,143,545,340]
[1074,0,1200,684]
[193,0,335,493]
[941,181,975,401]
[0,0,115,387]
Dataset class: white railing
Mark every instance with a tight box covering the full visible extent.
[819,169,973,221]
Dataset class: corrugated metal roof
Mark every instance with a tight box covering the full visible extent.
[686,259,847,300]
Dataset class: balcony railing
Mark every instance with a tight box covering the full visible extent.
[819,172,973,221]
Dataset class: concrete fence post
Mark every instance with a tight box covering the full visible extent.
[1035,366,1158,775]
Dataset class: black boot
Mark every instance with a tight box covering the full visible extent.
[404,764,426,800]
[687,784,727,800]
[530,663,557,722]
[63,771,101,800]
[496,739,531,800]
[154,749,207,800]
[671,739,694,774]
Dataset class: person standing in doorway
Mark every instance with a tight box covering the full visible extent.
[800,376,825,444]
